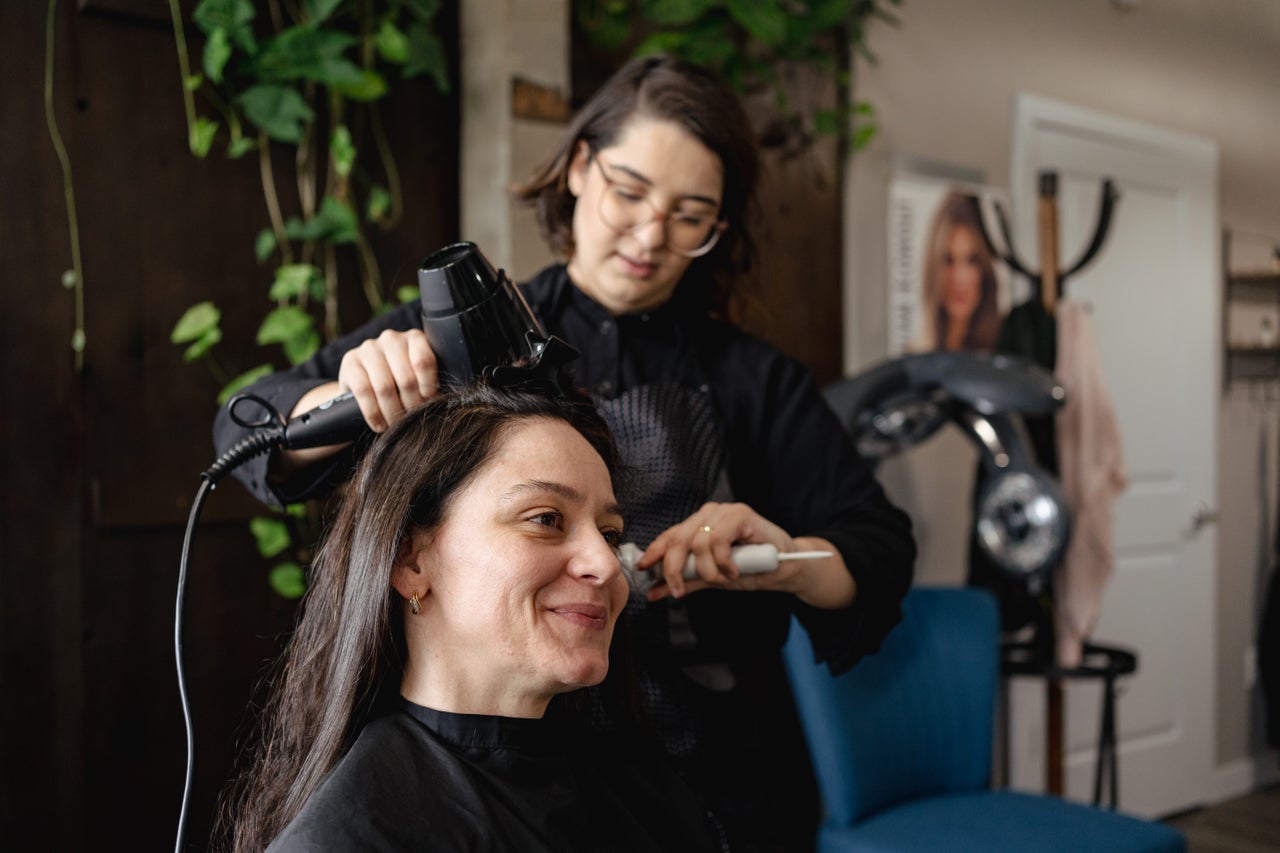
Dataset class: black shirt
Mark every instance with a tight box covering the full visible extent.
[267,702,718,852]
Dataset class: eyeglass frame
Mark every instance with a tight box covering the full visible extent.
[589,153,727,259]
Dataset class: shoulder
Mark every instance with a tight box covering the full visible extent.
[517,263,569,313]
[267,714,460,852]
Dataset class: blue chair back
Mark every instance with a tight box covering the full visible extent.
[782,586,1001,827]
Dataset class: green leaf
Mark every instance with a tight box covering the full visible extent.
[399,0,442,23]
[285,196,359,244]
[190,117,219,157]
[335,69,388,102]
[257,305,314,346]
[184,74,203,93]
[269,561,307,599]
[304,0,345,25]
[642,0,716,27]
[183,327,222,362]
[725,0,790,45]
[203,27,232,84]
[227,135,256,159]
[396,284,420,304]
[172,301,222,343]
[217,363,275,406]
[634,30,691,57]
[404,23,449,92]
[330,126,356,178]
[249,516,291,558]
[252,26,363,86]
[283,502,308,518]
[813,107,842,137]
[239,84,314,143]
[269,264,322,300]
[376,19,410,64]
[255,228,278,262]
[852,122,877,149]
[194,0,256,53]
[283,329,322,364]
[366,186,391,223]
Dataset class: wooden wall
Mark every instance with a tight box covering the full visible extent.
[1,2,459,848]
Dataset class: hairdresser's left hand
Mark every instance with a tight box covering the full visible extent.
[637,502,855,609]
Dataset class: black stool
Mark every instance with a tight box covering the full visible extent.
[1001,640,1138,809]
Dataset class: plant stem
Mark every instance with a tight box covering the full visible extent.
[258,131,293,265]
[45,0,85,372]
[370,106,403,228]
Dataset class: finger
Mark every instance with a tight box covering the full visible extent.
[338,358,388,433]
[359,336,409,426]
[403,330,440,399]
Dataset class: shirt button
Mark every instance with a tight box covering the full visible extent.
[596,379,613,395]
[599,320,613,335]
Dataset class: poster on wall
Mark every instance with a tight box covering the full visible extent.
[887,174,1013,355]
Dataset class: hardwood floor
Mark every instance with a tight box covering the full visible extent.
[1165,784,1280,853]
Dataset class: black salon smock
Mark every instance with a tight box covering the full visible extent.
[216,264,916,851]
[268,702,717,852]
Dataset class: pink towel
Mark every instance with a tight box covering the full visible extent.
[1054,300,1127,667]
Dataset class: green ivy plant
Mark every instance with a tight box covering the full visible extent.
[167,0,448,598]
[577,0,901,153]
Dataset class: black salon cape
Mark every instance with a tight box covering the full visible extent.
[217,264,917,850]
[267,702,718,852]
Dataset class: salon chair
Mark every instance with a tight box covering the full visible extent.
[781,587,1185,853]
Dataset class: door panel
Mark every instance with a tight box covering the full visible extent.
[1006,94,1218,818]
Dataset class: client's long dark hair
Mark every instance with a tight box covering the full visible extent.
[216,385,621,852]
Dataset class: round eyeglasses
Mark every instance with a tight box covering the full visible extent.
[592,155,726,259]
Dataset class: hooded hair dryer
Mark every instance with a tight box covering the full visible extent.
[276,242,577,451]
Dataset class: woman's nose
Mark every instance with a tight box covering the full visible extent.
[569,533,623,586]
[631,213,668,250]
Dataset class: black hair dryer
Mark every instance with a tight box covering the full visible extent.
[418,241,576,389]
[280,242,576,450]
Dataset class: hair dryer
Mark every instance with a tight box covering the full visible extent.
[279,242,576,450]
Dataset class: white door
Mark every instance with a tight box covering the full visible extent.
[1004,94,1219,818]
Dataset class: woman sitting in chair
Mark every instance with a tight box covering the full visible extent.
[217,384,717,852]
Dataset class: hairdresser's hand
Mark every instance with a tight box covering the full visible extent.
[276,329,439,472]
[637,502,855,609]
[336,328,440,432]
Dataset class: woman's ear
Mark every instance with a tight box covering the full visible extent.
[391,528,431,601]
[566,141,591,199]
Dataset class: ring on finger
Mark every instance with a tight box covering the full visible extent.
[700,524,714,534]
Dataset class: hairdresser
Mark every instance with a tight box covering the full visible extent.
[214,54,915,852]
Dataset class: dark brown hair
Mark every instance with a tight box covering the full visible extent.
[512,54,760,314]
[217,384,621,852]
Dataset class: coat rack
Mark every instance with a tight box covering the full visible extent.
[979,172,1120,311]
[974,170,1127,803]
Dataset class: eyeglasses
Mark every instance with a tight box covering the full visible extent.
[591,155,726,259]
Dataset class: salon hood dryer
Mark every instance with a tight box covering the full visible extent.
[824,351,1070,591]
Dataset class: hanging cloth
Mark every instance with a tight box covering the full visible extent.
[1053,300,1128,667]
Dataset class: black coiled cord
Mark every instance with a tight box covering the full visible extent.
[174,394,285,853]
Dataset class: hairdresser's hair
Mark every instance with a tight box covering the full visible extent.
[512,54,760,315]
[923,191,1001,351]
[217,384,621,852]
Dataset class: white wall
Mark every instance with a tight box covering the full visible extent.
[845,0,1280,777]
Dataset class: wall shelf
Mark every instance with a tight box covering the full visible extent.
[1223,230,1280,388]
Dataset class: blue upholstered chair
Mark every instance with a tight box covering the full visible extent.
[781,587,1186,853]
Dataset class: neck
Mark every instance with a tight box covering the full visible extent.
[400,654,551,719]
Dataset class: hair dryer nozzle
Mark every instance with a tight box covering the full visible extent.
[418,242,566,388]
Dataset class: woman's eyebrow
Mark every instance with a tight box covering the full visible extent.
[605,162,720,208]
[501,480,623,517]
